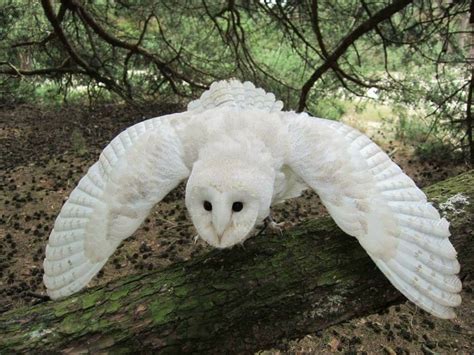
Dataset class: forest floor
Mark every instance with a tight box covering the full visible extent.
[0,103,472,353]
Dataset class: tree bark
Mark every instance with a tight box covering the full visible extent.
[0,171,472,354]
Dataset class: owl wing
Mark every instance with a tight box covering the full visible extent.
[187,79,284,113]
[286,113,462,319]
[43,114,190,299]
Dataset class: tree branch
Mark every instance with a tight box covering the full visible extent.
[62,0,207,91]
[466,69,473,165]
[298,0,414,112]
[10,3,67,49]
[0,63,84,76]
[40,0,129,101]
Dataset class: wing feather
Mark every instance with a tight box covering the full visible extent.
[46,262,107,300]
[187,79,284,113]
[48,229,83,247]
[45,240,84,260]
[375,260,456,319]
[43,113,190,299]
[287,113,462,318]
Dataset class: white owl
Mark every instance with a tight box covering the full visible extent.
[43,80,462,319]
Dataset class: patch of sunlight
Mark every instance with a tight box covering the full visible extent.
[340,99,395,137]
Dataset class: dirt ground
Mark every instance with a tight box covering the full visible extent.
[0,103,472,353]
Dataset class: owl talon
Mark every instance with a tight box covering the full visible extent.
[267,220,284,236]
[256,215,287,237]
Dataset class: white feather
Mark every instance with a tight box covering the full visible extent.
[48,229,84,247]
[187,79,284,113]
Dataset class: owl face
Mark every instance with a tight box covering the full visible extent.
[186,186,260,248]
[185,162,273,248]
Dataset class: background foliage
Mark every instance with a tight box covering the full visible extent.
[0,0,472,163]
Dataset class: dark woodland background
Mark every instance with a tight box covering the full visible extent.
[0,0,472,163]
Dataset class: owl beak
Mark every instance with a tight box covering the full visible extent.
[212,206,232,241]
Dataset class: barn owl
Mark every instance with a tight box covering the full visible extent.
[43,80,462,319]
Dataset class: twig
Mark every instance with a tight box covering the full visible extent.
[298,0,414,112]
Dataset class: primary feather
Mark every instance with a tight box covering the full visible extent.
[43,80,461,319]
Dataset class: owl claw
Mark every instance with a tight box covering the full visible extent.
[267,219,285,236]
[256,215,287,237]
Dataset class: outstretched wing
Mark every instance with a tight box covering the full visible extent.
[43,114,190,299]
[286,113,461,319]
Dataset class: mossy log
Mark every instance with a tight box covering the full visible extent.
[0,171,472,353]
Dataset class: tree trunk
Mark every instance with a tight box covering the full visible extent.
[0,171,472,354]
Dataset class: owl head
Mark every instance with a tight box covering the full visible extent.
[185,140,275,248]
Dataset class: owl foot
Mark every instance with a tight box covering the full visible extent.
[266,218,286,236]
[256,215,288,237]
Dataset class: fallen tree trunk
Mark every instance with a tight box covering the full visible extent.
[0,171,472,353]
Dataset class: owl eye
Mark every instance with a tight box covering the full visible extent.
[232,201,243,212]
[203,200,212,211]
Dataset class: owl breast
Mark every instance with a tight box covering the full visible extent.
[272,165,308,204]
